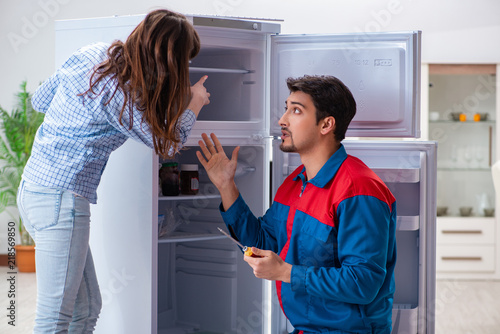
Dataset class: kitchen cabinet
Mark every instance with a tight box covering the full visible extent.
[436,217,495,273]
[426,64,500,279]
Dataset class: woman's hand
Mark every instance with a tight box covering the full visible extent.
[197,133,240,210]
[188,75,210,117]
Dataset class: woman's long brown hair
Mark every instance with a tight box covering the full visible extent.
[84,9,200,158]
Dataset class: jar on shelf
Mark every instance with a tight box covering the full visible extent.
[159,162,179,196]
[180,164,199,195]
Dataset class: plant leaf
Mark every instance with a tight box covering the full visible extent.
[0,81,44,225]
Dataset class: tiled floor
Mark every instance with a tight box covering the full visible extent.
[1,266,499,333]
[1,266,36,334]
[434,279,500,333]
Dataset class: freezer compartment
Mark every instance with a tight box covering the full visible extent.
[189,44,264,122]
[55,15,272,138]
[189,26,268,136]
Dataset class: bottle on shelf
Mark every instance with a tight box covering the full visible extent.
[180,164,199,195]
[159,162,180,196]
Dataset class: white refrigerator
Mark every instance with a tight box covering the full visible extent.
[54,14,436,334]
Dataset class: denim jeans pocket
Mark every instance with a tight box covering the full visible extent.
[22,183,63,231]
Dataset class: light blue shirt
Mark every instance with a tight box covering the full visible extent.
[23,42,196,204]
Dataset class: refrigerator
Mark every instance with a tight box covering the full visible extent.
[54,14,436,334]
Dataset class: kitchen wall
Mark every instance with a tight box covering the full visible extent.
[1,0,500,249]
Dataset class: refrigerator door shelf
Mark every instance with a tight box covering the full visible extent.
[392,305,419,334]
[270,31,421,138]
[372,168,420,183]
[280,165,421,184]
[397,216,420,231]
[189,66,253,74]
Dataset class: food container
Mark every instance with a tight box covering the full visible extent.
[158,209,180,237]
[159,162,180,196]
[180,164,199,195]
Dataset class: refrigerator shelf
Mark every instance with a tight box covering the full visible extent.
[158,232,226,244]
[176,244,238,259]
[397,216,420,231]
[159,328,225,334]
[157,324,206,334]
[176,258,237,273]
[158,193,221,201]
[158,327,193,334]
[189,66,252,74]
[158,324,225,334]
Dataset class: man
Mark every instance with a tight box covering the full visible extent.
[197,75,397,333]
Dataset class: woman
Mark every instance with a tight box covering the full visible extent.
[17,9,210,333]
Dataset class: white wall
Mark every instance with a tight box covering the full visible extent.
[2,0,500,110]
[1,0,500,248]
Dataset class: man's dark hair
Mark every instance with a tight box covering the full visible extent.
[286,75,356,142]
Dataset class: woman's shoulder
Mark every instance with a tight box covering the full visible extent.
[58,42,109,70]
[74,42,110,63]
[78,41,109,50]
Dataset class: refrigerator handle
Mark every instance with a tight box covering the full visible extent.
[199,134,278,143]
[250,134,280,141]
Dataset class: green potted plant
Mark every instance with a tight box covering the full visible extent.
[0,81,44,272]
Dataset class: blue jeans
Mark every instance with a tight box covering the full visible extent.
[17,180,102,333]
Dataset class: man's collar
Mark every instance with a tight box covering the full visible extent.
[293,144,348,188]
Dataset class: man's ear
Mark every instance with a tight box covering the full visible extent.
[320,116,335,135]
